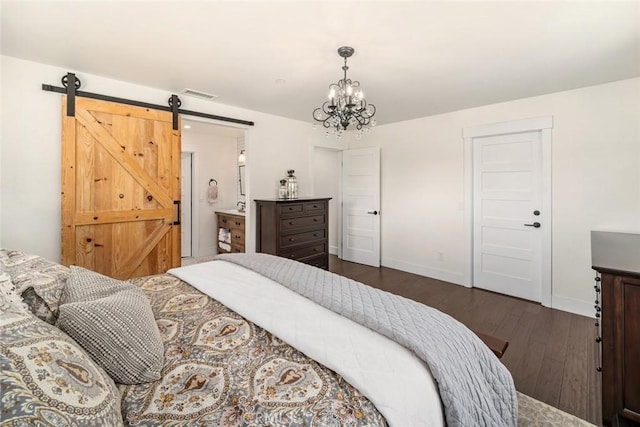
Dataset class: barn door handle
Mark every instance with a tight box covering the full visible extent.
[524,222,541,228]
[173,200,181,225]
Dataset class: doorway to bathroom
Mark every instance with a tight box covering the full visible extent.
[181,152,194,257]
[181,117,248,259]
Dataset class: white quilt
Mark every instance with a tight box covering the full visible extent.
[169,260,445,427]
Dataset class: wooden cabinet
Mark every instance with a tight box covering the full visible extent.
[216,211,245,254]
[597,270,640,426]
[255,198,331,270]
[592,230,640,426]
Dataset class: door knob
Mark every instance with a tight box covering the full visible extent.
[524,222,541,228]
[367,210,378,215]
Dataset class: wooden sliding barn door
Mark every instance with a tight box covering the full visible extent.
[61,97,181,279]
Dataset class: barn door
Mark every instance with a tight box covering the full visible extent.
[61,97,181,279]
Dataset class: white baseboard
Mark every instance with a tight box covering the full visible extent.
[551,295,594,318]
[364,257,594,318]
[329,245,339,255]
[381,257,468,287]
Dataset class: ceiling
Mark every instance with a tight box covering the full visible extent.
[2,1,639,126]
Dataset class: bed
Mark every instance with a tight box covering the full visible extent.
[0,250,517,426]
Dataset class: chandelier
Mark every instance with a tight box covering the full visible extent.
[313,46,376,138]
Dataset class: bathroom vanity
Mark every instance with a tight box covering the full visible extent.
[216,210,246,254]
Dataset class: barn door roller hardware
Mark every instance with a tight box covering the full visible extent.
[42,72,255,130]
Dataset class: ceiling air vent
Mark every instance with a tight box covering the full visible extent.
[180,88,219,101]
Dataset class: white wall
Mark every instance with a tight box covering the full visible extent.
[182,126,237,256]
[3,55,638,316]
[0,55,318,261]
[349,77,640,316]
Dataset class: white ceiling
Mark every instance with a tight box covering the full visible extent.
[2,1,639,126]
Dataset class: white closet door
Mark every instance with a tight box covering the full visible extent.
[342,147,380,267]
[473,131,544,302]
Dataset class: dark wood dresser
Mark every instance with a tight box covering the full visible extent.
[255,197,331,270]
[592,231,640,427]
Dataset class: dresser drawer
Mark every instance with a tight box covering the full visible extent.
[230,229,245,245]
[278,204,303,216]
[303,201,326,213]
[219,215,245,231]
[280,214,325,231]
[282,243,326,261]
[280,229,326,249]
[230,244,245,253]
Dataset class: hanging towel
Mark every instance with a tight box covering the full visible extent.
[208,180,218,203]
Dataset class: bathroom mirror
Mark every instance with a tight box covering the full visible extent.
[239,165,245,196]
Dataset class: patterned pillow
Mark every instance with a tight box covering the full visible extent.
[0,309,123,426]
[0,249,69,323]
[0,271,29,314]
[57,266,164,384]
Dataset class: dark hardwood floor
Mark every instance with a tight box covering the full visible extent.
[329,255,601,425]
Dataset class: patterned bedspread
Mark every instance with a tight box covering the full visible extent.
[120,274,387,427]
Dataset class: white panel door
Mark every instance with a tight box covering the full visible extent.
[180,152,193,258]
[473,131,544,302]
[342,147,380,267]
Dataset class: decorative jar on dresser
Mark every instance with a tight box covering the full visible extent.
[215,210,245,254]
[255,197,331,270]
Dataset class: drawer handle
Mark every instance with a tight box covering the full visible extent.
[289,221,294,225]
[313,205,318,208]
[314,248,319,252]
[289,254,296,259]
[235,221,241,226]
[313,218,318,222]
[313,233,318,237]
[289,238,295,242]
[288,207,294,210]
